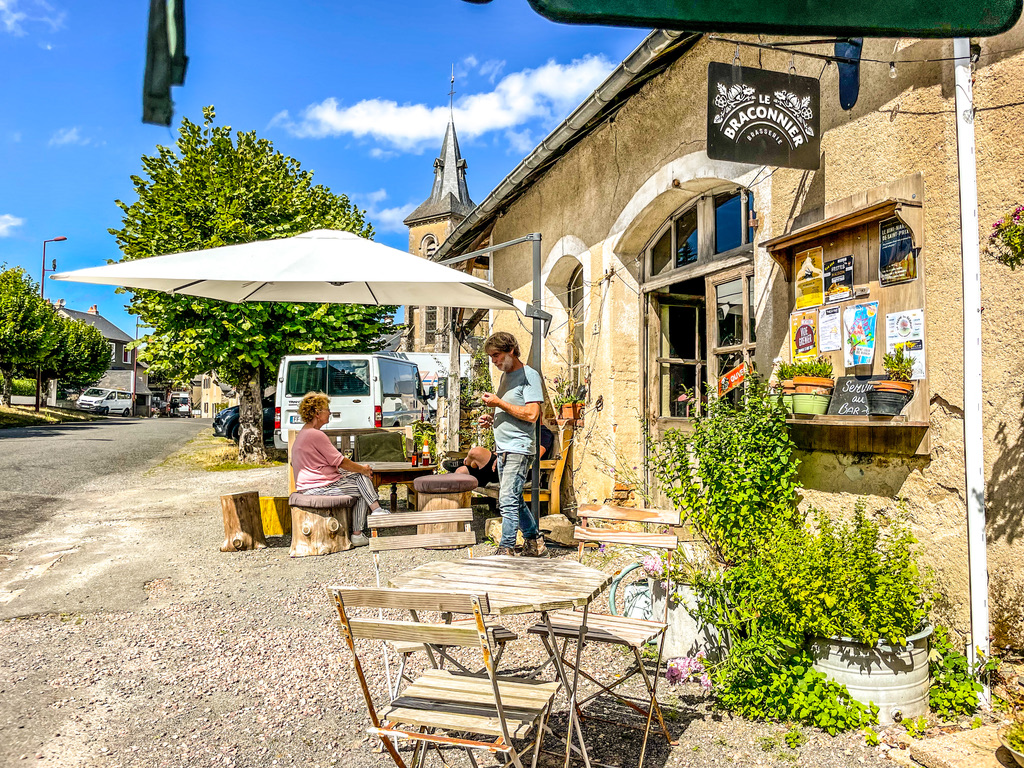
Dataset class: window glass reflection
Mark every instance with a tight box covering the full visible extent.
[715,192,742,254]
[716,278,744,347]
[651,228,672,274]
[675,208,698,267]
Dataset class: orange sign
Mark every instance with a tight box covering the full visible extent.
[718,363,746,397]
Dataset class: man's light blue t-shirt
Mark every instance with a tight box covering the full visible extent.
[493,365,544,455]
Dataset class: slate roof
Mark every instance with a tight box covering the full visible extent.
[404,120,476,225]
[59,308,133,343]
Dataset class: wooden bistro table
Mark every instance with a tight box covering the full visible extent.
[364,462,436,513]
[390,555,612,768]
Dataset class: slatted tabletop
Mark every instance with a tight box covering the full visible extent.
[389,556,612,616]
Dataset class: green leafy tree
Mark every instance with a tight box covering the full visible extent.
[0,266,60,406]
[34,316,112,391]
[109,107,395,460]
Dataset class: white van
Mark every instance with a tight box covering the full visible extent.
[273,353,428,449]
[77,387,133,416]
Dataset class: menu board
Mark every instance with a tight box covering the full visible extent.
[824,254,854,303]
[826,375,888,416]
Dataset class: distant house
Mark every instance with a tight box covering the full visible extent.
[56,303,151,414]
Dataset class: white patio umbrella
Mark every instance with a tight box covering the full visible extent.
[50,228,527,312]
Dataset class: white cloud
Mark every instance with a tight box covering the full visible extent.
[479,59,506,84]
[273,54,615,153]
[463,54,478,69]
[504,128,534,154]
[368,147,398,160]
[353,189,417,234]
[1,0,65,35]
[0,213,25,236]
[48,126,88,146]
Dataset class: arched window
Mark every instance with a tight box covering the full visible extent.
[421,234,438,259]
[567,264,585,387]
[644,186,756,417]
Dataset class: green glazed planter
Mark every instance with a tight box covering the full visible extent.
[792,393,830,415]
[782,394,795,414]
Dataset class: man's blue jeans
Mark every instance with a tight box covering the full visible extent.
[496,452,539,548]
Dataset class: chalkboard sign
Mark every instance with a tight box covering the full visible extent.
[827,375,887,416]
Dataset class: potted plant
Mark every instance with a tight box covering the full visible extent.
[773,361,797,414]
[1000,719,1024,767]
[988,204,1024,270]
[790,356,834,415]
[868,345,915,416]
[552,371,586,421]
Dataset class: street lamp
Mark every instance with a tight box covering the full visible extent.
[37,236,68,412]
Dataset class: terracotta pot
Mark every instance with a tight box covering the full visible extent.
[793,376,835,395]
[781,379,797,395]
[872,380,914,395]
[560,402,583,421]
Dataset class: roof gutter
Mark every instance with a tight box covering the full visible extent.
[435,29,696,261]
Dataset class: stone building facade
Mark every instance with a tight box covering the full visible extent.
[435,29,1024,645]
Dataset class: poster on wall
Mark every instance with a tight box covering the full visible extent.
[885,309,926,380]
[819,305,842,352]
[706,62,820,171]
[843,301,879,366]
[879,216,918,286]
[794,246,825,309]
[824,254,854,303]
[790,310,819,361]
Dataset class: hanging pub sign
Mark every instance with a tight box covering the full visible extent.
[707,62,820,171]
[878,216,919,286]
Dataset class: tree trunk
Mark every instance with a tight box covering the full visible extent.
[289,506,352,556]
[220,491,268,552]
[0,369,12,407]
[236,365,266,464]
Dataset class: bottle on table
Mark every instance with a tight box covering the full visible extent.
[422,438,431,467]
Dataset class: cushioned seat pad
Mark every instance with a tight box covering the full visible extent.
[413,473,478,493]
[289,492,356,509]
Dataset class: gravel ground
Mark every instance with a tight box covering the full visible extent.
[0,447,906,768]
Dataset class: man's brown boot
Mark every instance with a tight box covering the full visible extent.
[494,546,516,557]
[523,537,548,558]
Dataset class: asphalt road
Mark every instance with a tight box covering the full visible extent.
[0,416,208,544]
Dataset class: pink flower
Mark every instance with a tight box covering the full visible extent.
[641,554,663,577]
[666,661,684,684]
[699,673,712,691]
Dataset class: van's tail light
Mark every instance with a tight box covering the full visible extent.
[274,407,281,431]
[374,405,382,428]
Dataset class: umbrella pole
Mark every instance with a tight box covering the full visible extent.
[531,233,543,528]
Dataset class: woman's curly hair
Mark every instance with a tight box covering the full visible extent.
[298,392,330,424]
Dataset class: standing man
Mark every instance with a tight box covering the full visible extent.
[478,331,548,558]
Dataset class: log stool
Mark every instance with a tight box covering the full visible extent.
[288,493,356,557]
[412,474,479,549]
[220,491,268,552]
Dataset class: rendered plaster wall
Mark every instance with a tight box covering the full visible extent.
[482,29,1024,645]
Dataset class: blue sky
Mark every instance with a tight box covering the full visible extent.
[0,0,647,336]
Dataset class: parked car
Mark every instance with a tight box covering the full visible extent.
[77,387,133,416]
[213,397,275,443]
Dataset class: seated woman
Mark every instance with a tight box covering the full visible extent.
[290,392,384,547]
[445,424,554,486]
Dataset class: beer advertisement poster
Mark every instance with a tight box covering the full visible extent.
[791,310,819,362]
[794,246,824,309]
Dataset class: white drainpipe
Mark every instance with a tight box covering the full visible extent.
[953,36,990,704]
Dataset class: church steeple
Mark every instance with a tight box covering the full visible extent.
[403,118,475,227]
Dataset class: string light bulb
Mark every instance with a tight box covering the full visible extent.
[889,62,898,79]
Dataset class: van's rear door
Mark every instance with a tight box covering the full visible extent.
[325,358,373,429]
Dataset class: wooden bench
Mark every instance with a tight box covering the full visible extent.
[473,422,573,518]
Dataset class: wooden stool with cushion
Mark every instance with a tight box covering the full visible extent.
[288,492,356,557]
[412,474,479,547]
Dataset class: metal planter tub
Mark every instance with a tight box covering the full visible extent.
[809,625,932,725]
[791,393,831,415]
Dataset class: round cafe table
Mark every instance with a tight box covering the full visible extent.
[364,462,436,513]
[391,555,611,767]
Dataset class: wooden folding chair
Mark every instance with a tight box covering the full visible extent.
[368,509,518,699]
[328,586,559,768]
[526,503,681,767]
